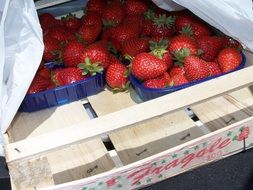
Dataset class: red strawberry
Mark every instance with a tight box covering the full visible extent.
[222,36,243,50]
[80,42,111,69]
[197,36,224,61]
[77,24,101,44]
[62,13,81,31]
[39,13,57,31]
[86,0,105,15]
[175,14,195,33]
[63,40,86,67]
[142,9,156,36]
[102,3,125,27]
[206,62,222,76]
[131,53,168,80]
[143,77,167,89]
[149,39,173,69]
[217,48,242,73]
[191,21,212,38]
[169,35,198,56]
[47,25,75,42]
[169,74,189,86]
[184,55,210,81]
[121,38,149,57]
[109,24,141,45]
[82,11,102,27]
[169,66,185,77]
[151,14,176,38]
[106,62,129,91]
[43,36,61,62]
[237,127,250,141]
[125,0,148,16]
[27,75,51,94]
[52,67,88,86]
[37,67,51,79]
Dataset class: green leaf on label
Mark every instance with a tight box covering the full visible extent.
[147,178,152,183]
[117,184,122,188]
[153,162,157,166]
[82,187,88,190]
[240,127,245,132]
[137,181,141,186]
[227,131,233,136]
[232,136,238,141]
[158,174,163,179]
[194,145,199,150]
[184,150,189,155]
[203,142,208,147]
[249,143,253,147]
[116,176,122,180]
[172,154,177,158]
[98,182,103,186]
[161,160,166,164]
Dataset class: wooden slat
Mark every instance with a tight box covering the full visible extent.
[5,53,253,163]
[228,86,253,109]
[7,101,115,189]
[88,88,203,165]
[191,95,253,132]
[35,0,72,10]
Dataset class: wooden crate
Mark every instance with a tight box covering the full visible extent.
[3,51,253,190]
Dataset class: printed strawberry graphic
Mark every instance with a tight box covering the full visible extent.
[217,47,242,73]
[237,127,250,141]
[131,52,168,81]
[106,177,117,187]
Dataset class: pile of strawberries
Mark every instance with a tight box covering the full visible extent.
[28,0,243,94]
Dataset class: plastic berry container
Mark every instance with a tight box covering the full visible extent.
[130,52,246,101]
[19,73,105,112]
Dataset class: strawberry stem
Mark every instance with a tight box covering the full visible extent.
[78,57,104,76]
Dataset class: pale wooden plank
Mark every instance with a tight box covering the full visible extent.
[7,101,115,189]
[88,88,203,165]
[191,96,253,131]
[5,53,253,163]
[35,0,72,10]
[228,86,253,109]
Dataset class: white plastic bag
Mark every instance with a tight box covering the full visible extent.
[152,0,253,51]
[0,0,44,133]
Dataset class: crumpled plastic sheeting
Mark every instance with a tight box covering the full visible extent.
[152,0,253,51]
[0,0,44,133]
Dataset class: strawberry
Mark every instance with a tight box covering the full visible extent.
[121,38,149,57]
[77,24,101,44]
[143,76,167,89]
[131,53,168,80]
[191,21,212,38]
[106,62,129,91]
[175,13,195,33]
[237,127,250,141]
[43,36,61,62]
[37,67,51,79]
[86,0,105,15]
[169,34,198,56]
[197,36,224,61]
[27,75,51,94]
[52,67,89,86]
[81,11,102,27]
[47,25,75,42]
[169,74,189,86]
[222,36,243,50]
[80,42,111,69]
[62,13,81,31]
[102,3,125,27]
[184,55,210,81]
[109,24,141,45]
[63,40,86,67]
[151,14,176,38]
[206,61,222,76]
[125,0,148,16]
[39,13,57,31]
[149,39,173,69]
[169,66,185,77]
[142,9,156,36]
[217,48,242,73]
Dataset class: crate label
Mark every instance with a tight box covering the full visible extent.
[51,122,253,190]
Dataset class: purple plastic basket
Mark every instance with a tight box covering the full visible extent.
[130,52,246,101]
[19,73,105,112]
